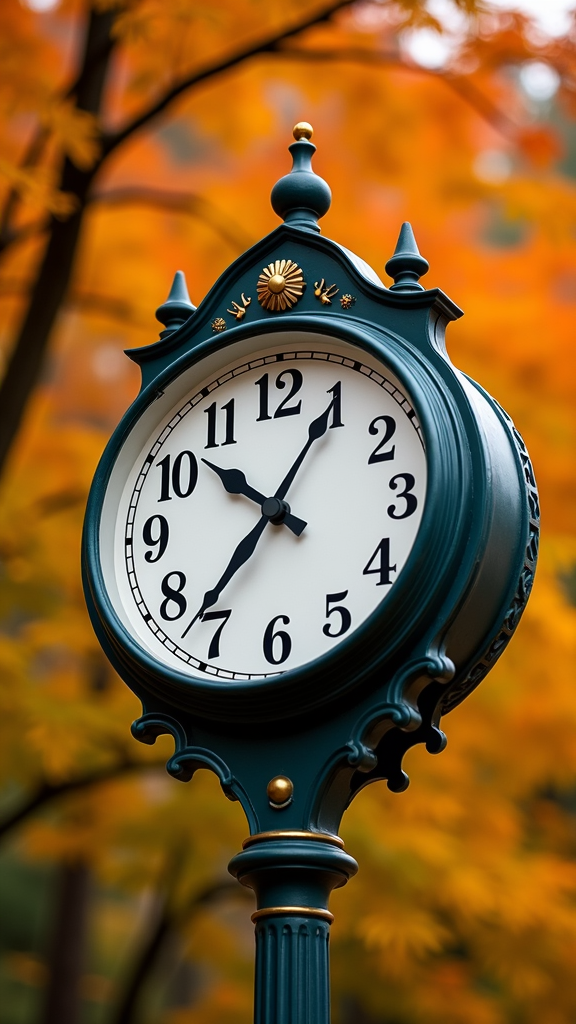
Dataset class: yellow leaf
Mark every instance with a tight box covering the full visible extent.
[42,99,101,171]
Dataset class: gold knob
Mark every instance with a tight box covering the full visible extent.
[268,273,286,294]
[267,776,294,806]
[293,121,313,141]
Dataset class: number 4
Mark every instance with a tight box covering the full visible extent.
[363,539,397,586]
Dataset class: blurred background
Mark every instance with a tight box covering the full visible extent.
[0,1,575,1022]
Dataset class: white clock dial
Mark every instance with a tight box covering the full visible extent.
[102,334,426,680]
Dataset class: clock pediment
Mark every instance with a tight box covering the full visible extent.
[126,141,462,393]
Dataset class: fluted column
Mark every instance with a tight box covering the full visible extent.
[229,832,358,1024]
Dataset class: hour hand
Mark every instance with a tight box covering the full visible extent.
[202,459,265,504]
[201,459,307,536]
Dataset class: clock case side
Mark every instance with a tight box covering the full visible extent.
[83,224,535,731]
[82,218,538,831]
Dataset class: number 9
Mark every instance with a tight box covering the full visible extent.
[143,514,169,562]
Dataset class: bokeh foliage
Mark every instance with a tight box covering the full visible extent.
[0,1,575,1022]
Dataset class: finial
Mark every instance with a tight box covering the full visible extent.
[155,270,196,338]
[293,121,313,141]
[270,123,331,232]
[385,223,429,291]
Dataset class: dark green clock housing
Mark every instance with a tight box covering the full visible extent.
[82,123,538,1024]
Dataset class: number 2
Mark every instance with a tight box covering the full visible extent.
[368,415,396,463]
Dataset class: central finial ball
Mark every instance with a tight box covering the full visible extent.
[268,274,286,294]
[293,121,313,141]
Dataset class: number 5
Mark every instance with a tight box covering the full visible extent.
[323,591,351,638]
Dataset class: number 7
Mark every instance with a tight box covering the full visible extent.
[201,609,232,659]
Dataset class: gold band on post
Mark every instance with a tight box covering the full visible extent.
[242,830,344,849]
[251,906,334,924]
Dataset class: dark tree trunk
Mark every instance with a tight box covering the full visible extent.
[110,881,240,1024]
[42,861,91,1024]
[0,7,115,476]
[0,0,355,480]
[111,898,171,1024]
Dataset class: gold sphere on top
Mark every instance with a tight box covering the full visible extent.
[293,121,313,141]
[267,775,294,806]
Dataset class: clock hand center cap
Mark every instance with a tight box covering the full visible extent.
[262,496,291,524]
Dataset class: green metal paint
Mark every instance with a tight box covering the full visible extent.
[82,127,538,1024]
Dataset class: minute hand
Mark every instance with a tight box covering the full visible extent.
[274,399,334,502]
[181,515,268,638]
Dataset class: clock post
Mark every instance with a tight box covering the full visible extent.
[83,123,539,1024]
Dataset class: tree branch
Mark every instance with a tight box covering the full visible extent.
[111,878,248,1024]
[0,219,49,257]
[89,188,252,251]
[0,184,251,260]
[0,759,156,841]
[0,129,50,251]
[0,6,117,479]
[0,277,149,326]
[101,0,357,156]
[272,46,518,136]
[0,2,360,481]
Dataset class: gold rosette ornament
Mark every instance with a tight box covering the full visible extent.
[257,259,305,312]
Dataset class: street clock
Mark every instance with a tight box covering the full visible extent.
[83,123,539,1024]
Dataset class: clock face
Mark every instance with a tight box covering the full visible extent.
[101,333,426,681]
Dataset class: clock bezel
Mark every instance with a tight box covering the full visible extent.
[82,314,478,724]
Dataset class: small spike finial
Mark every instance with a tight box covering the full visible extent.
[270,123,331,232]
[155,271,196,338]
[385,223,429,291]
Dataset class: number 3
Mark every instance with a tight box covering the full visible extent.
[387,473,417,519]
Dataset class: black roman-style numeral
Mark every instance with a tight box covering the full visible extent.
[159,572,187,620]
[362,539,397,586]
[205,398,236,448]
[263,614,292,664]
[255,369,303,420]
[326,381,344,428]
[323,591,351,638]
[143,515,169,561]
[388,473,417,519]
[368,415,396,463]
[157,451,198,501]
[202,609,232,659]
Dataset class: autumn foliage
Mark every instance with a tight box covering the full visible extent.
[0,1,575,1023]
